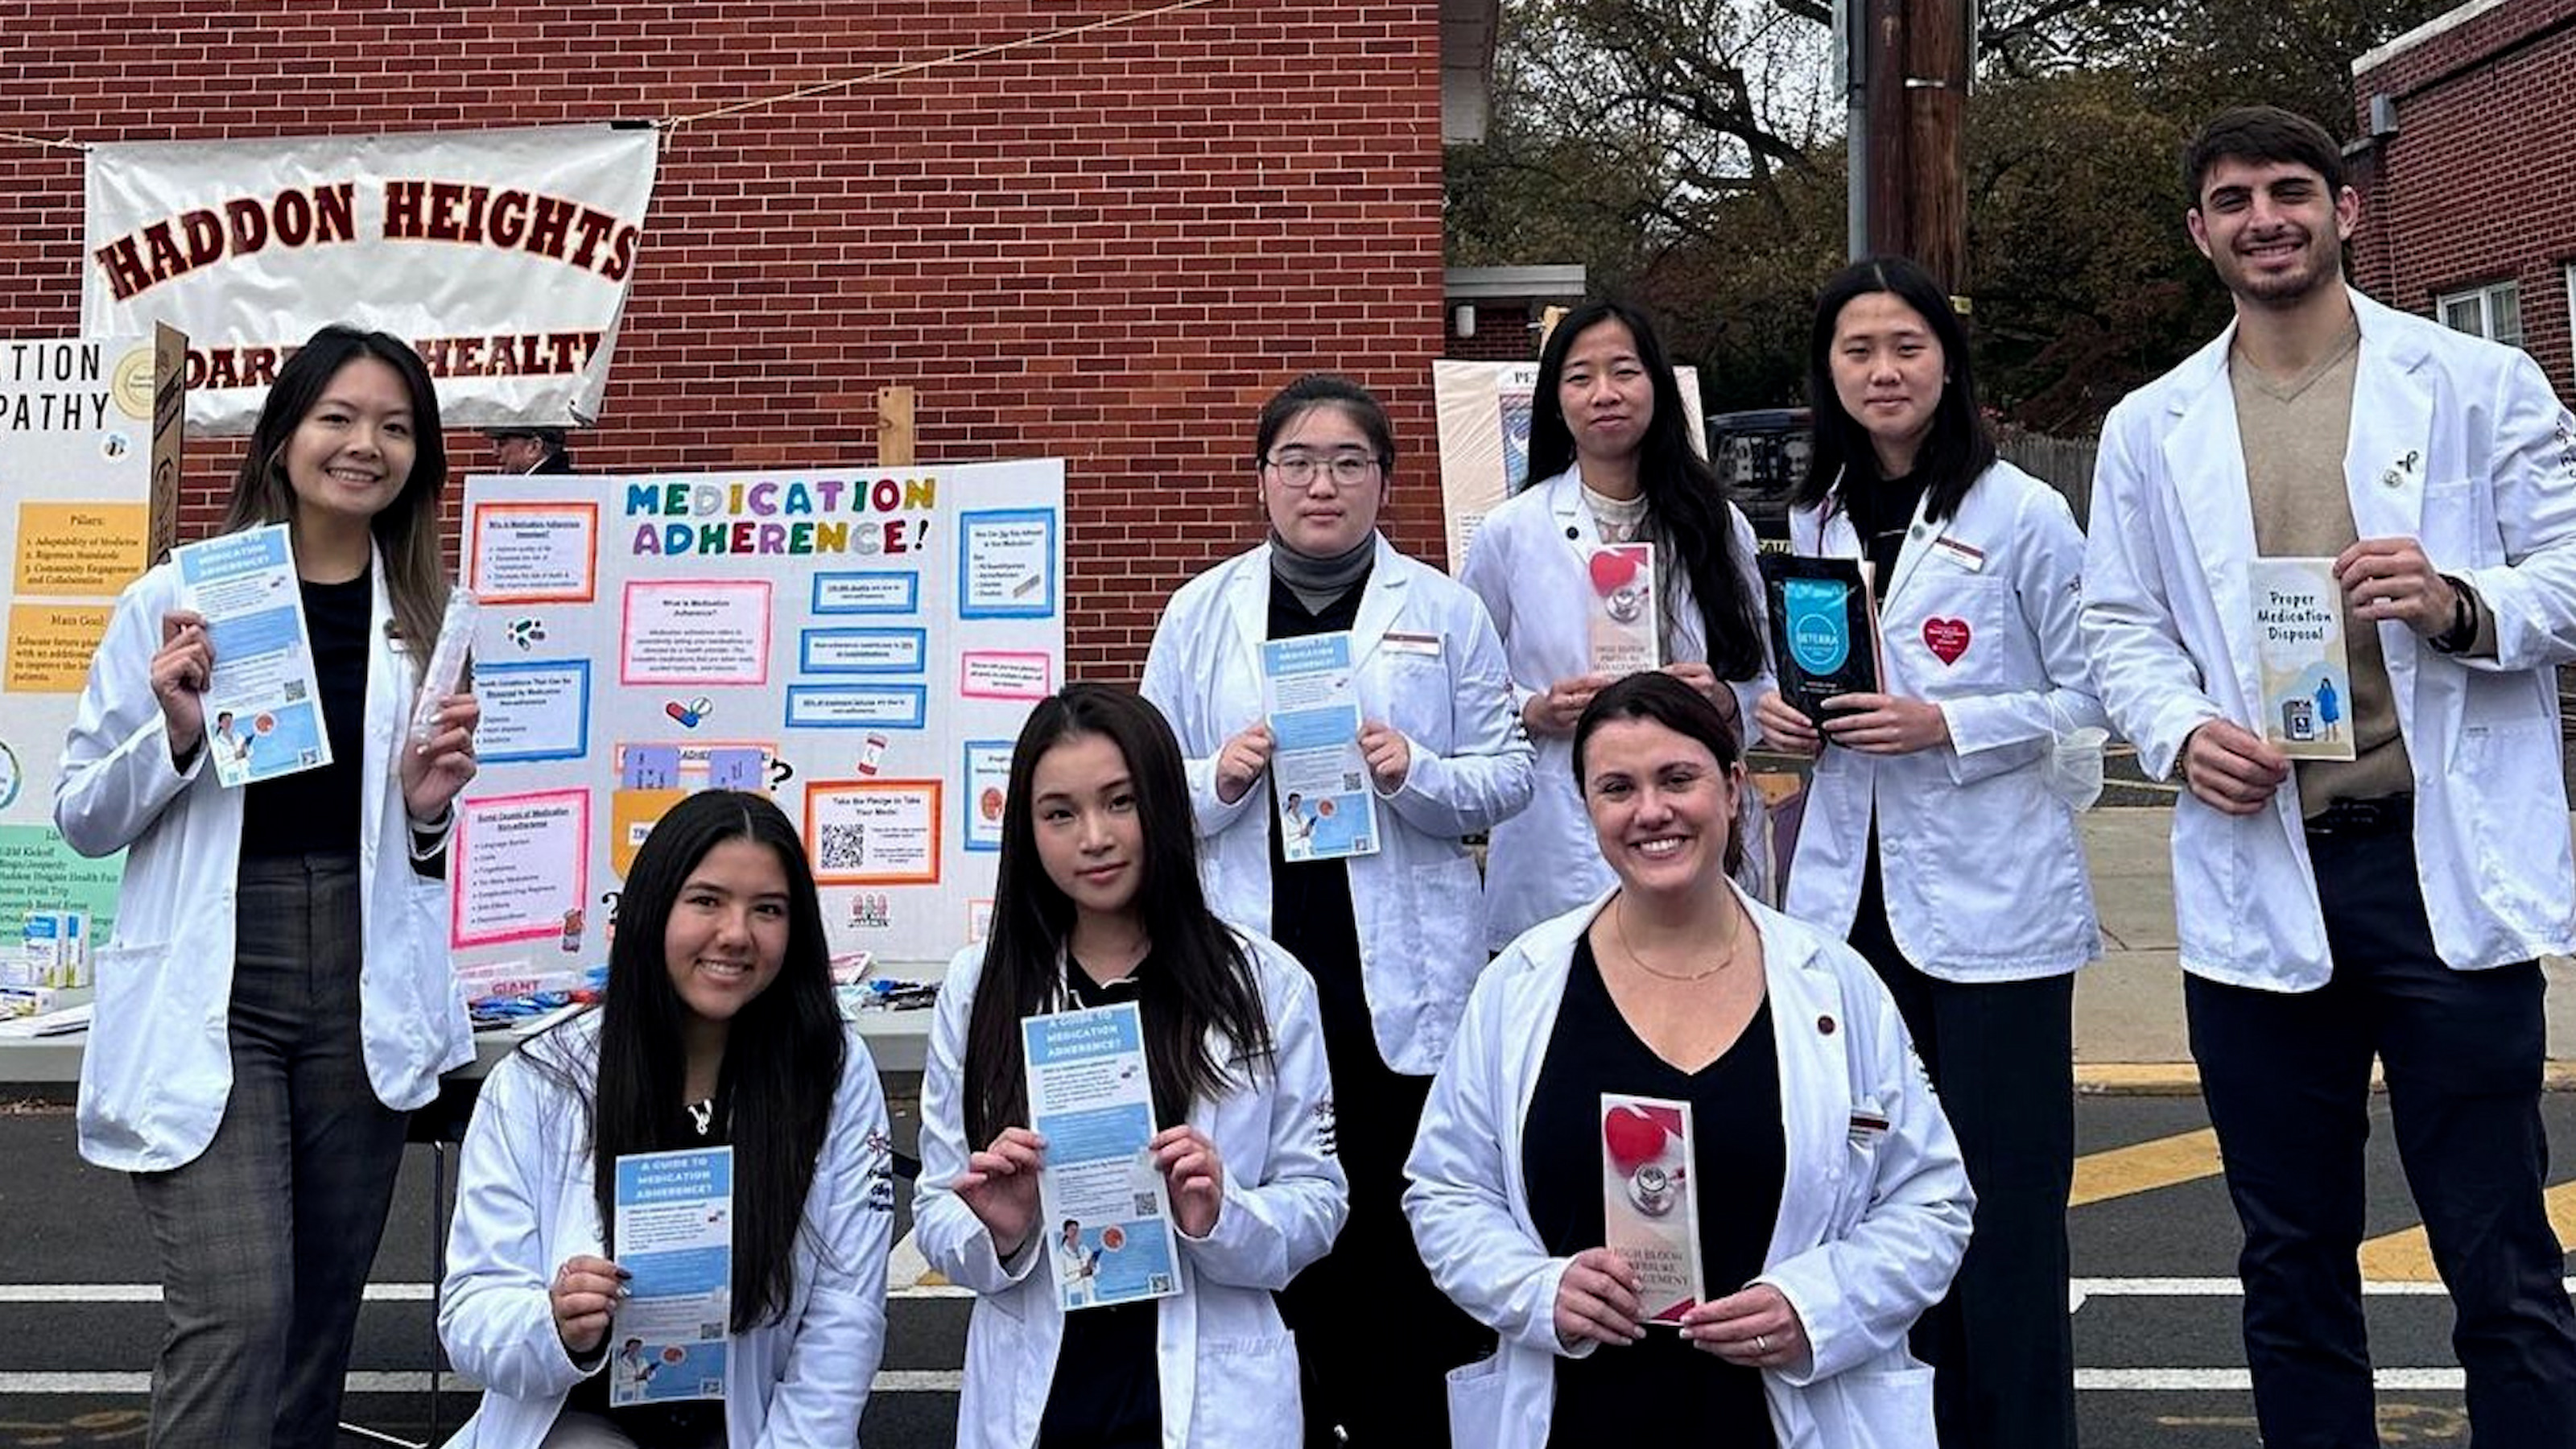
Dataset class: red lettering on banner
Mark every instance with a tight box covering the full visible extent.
[92,184,357,301]
[526,196,575,258]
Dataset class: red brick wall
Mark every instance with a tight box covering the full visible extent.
[0,2,1449,680]
[2351,0,2576,394]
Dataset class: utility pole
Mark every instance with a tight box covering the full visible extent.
[1845,0,1973,299]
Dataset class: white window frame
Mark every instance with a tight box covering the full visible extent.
[2436,279,2523,348]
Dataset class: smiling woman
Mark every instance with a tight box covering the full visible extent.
[439,789,892,1448]
[1403,671,1974,1449]
[55,324,482,1449]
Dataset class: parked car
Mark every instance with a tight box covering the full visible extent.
[1706,407,1809,547]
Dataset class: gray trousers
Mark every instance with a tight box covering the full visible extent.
[130,852,410,1449]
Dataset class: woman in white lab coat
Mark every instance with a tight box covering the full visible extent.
[56,325,481,1449]
[1460,301,1773,950]
[1140,374,1529,1445]
[915,684,1346,1448]
[1406,671,1970,1449]
[1752,256,2103,1449]
[439,789,893,1448]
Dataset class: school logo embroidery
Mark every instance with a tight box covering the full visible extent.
[1312,1100,1339,1157]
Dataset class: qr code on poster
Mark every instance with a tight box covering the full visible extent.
[1133,1193,1156,1216]
[818,822,867,869]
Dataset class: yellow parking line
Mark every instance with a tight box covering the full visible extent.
[2358,1179,2576,1282]
[2069,1127,2225,1209]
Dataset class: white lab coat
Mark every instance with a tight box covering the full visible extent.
[54,549,472,1172]
[1403,891,1971,1449]
[1459,468,1774,950]
[2081,288,2576,989]
[1140,535,1534,1075]
[1783,461,2105,980]
[436,1013,894,1449]
[915,933,1348,1449]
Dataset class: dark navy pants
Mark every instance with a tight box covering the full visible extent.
[2185,817,2576,1449]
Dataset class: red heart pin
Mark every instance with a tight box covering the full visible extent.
[1922,617,1971,665]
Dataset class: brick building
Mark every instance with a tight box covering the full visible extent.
[2348,0,2576,393]
[0,2,1498,676]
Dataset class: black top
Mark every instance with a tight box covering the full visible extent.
[1844,468,1926,604]
[559,1093,731,1445]
[1264,572,1373,1068]
[239,573,369,857]
[1523,934,1783,1448]
[1038,952,1164,1448]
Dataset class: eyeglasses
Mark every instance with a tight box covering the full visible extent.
[1265,452,1382,488]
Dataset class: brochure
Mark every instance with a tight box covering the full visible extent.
[1601,1093,1704,1326]
[1259,631,1380,861]
[1022,999,1183,1312]
[173,524,332,786]
[2250,556,2356,762]
[609,1146,733,1404]
[1759,553,1880,729]
[1585,543,1661,674]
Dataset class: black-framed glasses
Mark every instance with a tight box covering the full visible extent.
[1264,452,1382,488]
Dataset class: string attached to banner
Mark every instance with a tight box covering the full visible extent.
[0,130,86,152]
[660,0,1222,132]
[0,0,1222,154]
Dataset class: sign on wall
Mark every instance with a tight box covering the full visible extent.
[0,329,184,939]
[83,125,657,434]
[454,460,1066,978]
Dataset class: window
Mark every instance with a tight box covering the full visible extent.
[2437,280,2523,348]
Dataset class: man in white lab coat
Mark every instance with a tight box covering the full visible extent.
[2081,105,2576,1447]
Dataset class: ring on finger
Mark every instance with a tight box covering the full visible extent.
[1754,1332,1769,1354]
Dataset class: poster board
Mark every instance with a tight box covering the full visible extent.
[0,328,184,939]
[1430,359,1705,575]
[455,460,1065,978]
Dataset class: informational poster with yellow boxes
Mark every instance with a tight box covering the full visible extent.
[0,326,184,944]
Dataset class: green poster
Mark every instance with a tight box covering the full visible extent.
[0,824,122,943]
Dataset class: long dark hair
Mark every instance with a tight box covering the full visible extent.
[539,790,846,1334]
[1526,300,1764,680]
[220,324,452,664]
[962,685,1275,1148]
[1794,256,1996,527]
[1573,671,1748,877]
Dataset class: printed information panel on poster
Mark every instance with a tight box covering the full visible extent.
[611,1146,733,1404]
[0,330,180,946]
[1023,1001,1183,1312]
[453,461,1065,979]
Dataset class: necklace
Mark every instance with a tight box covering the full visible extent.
[1610,897,1748,984]
[684,1096,716,1137]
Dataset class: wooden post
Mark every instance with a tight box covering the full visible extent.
[877,385,916,466]
[1904,0,1971,295]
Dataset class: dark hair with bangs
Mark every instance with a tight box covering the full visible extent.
[535,790,847,1335]
[962,684,1274,1149]
[2183,105,2344,204]
[1794,255,1996,526]
[1526,300,1765,681]
[1253,373,1397,476]
[219,324,452,663]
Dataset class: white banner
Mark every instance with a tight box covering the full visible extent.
[83,124,658,435]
